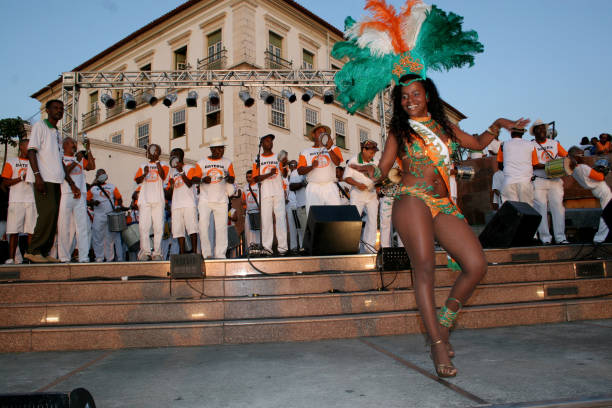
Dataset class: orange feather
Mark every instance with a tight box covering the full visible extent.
[359,0,421,53]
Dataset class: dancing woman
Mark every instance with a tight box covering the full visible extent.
[331,0,528,377]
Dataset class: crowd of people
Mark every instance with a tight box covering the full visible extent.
[1,99,412,265]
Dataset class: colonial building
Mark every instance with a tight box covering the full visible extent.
[31,0,464,197]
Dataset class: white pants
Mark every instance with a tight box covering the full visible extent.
[351,196,379,253]
[58,195,90,262]
[92,213,124,261]
[245,212,261,248]
[593,184,612,243]
[379,196,394,248]
[533,177,566,243]
[138,202,164,257]
[305,182,341,216]
[198,201,227,258]
[502,181,534,205]
[6,202,36,235]
[261,194,287,253]
[286,205,299,250]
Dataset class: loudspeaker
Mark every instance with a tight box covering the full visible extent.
[170,253,204,279]
[303,205,362,255]
[0,388,95,408]
[376,247,410,271]
[479,201,541,248]
[602,200,612,230]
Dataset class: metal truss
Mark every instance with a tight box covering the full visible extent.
[63,69,338,89]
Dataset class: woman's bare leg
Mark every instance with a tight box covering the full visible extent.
[393,196,455,376]
[433,213,488,353]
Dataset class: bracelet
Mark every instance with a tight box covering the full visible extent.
[486,126,500,136]
[373,166,382,180]
[33,171,40,175]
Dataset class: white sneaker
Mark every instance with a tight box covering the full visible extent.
[4,259,14,264]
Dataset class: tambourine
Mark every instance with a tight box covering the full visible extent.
[278,150,288,162]
[594,158,610,176]
[380,168,402,197]
[146,144,157,159]
[169,156,179,168]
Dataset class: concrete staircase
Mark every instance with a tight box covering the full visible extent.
[1,245,611,352]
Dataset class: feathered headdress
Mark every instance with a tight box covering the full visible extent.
[332,0,484,114]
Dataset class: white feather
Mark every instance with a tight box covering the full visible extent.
[400,3,431,49]
[357,29,395,57]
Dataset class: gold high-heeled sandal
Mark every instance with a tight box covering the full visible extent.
[430,339,457,378]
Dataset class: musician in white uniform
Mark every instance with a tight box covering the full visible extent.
[297,124,343,215]
[568,147,612,243]
[242,170,261,248]
[531,119,569,244]
[192,139,235,258]
[344,140,380,253]
[167,148,198,254]
[496,127,537,205]
[253,134,287,255]
[134,144,169,261]
[57,137,95,263]
[87,169,124,262]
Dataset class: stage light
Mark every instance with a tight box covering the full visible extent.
[143,92,158,106]
[100,93,115,109]
[186,91,198,108]
[123,93,136,109]
[281,89,297,103]
[208,89,220,106]
[302,89,314,102]
[239,90,254,107]
[323,89,335,104]
[260,89,275,105]
[163,92,177,107]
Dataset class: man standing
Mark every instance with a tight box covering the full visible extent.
[253,134,287,255]
[87,169,124,262]
[192,140,235,258]
[242,170,261,248]
[297,124,343,215]
[344,140,380,253]
[496,127,537,205]
[25,100,81,263]
[134,144,169,261]
[1,139,35,264]
[167,148,198,254]
[58,137,95,263]
[287,160,306,250]
[531,119,569,244]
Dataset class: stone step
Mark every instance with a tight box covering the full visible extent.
[0,244,606,281]
[2,297,611,352]
[1,260,609,304]
[1,278,610,328]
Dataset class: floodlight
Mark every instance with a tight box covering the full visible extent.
[100,93,115,109]
[323,89,335,104]
[281,89,297,103]
[186,91,198,108]
[123,93,136,109]
[163,92,177,107]
[302,89,314,102]
[143,92,158,106]
[208,89,220,106]
[259,89,275,105]
[239,90,254,107]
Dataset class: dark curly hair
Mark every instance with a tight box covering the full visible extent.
[389,74,455,151]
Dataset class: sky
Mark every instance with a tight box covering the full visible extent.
[1,0,612,149]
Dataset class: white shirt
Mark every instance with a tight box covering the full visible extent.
[26,119,64,183]
[169,165,196,210]
[532,138,568,178]
[491,170,504,206]
[194,157,235,204]
[134,161,169,205]
[289,169,306,207]
[88,183,121,214]
[297,146,343,184]
[486,138,502,156]
[498,138,536,186]
[253,153,284,199]
[61,155,88,194]
[343,153,379,202]
[572,164,610,197]
[1,158,34,203]
[243,183,260,213]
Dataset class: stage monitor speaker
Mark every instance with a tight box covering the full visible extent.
[170,253,204,279]
[303,205,362,255]
[602,199,612,230]
[0,387,95,408]
[479,201,541,248]
[376,247,410,271]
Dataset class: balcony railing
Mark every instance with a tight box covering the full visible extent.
[264,50,292,69]
[82,106,99,128]
[198,49,227,70]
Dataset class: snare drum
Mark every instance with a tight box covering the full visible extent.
[121,223,140,252]
[107,211,127,232]
[544,157,573,178]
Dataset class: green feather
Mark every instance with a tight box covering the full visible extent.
[414,5,484,73]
